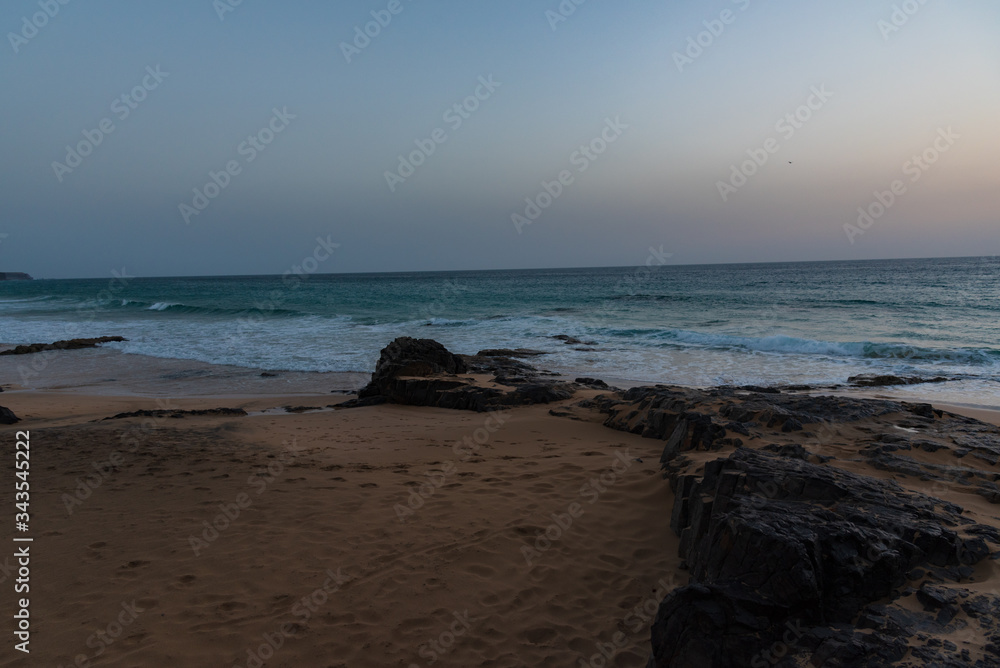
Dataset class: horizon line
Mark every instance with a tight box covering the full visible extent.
[7,253,996,282]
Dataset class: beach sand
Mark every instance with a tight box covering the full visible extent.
[1,387,679,667]
[3,353,1000,667]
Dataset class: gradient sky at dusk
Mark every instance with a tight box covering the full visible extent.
[2,0,998,278]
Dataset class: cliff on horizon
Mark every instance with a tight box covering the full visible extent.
[0,272,32,280]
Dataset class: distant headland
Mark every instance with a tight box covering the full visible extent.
[0,272,32,280]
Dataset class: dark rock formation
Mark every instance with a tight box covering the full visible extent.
[358,337,467,400]
[476,348,548,358]
[0,272,32,280]
[592,386,946,467]
[849,374,950,388]
[720,392,912,425]
[649,448,1000,667]
[347,338,576,412]
[555,383,1000,665]
[551,334,597,346]
[0,336,127,356]
[461,352,544,386]
[101,408,247,420]
[0,406,20,424]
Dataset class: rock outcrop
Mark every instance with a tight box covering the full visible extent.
[648,448,1000,668]
[554,383,1000,665]
[0,406,20,424]
[592,386,952,471]
[848,374,950,387]
[0,336,127,356]
[358,337,467,399]
[347,337,576,411]
[101,408,247,420]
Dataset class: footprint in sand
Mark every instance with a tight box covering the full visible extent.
[598,554,627,568]
[511,525,545,536]
[423,577,447,591]
[465,563,496,579]
[397,616,431,633]
[632,547,656,560]
[520,627,558,645]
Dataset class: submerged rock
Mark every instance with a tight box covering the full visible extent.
[476,348,548,358]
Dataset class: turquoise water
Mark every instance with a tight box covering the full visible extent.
[2,257,999,404]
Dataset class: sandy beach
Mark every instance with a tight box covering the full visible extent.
[1,376,677,666]
[4,344,1000,667]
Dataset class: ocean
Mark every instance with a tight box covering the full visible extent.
[2,256,999,406]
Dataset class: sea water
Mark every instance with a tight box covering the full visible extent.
[1,257,998,406]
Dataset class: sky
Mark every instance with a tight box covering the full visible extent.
[1,0,998,279]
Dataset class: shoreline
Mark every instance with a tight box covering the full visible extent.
[5,345,999,416]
